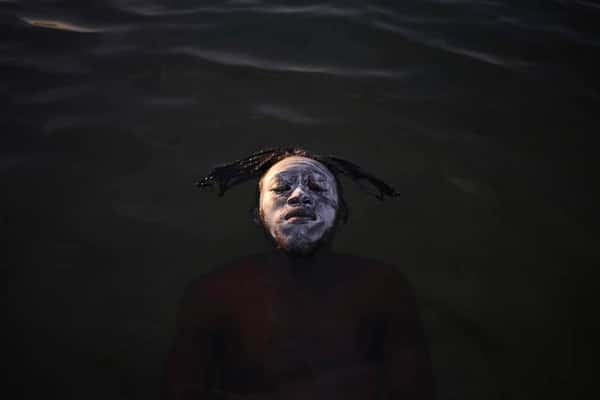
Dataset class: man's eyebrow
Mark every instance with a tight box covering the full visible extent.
[310,171,328,180]
[268,173,293,185]
[268,167,331,184]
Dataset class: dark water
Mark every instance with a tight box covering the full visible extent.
[2,1,597,399]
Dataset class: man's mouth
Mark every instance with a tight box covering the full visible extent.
[284,209,316,223]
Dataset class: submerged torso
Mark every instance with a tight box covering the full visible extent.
[166,252,430,400]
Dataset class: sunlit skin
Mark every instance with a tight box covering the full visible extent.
[258,156,339,257]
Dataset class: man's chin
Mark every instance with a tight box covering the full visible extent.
[260,219,338,258]
[274,230,337,258]
[277,239,319,258]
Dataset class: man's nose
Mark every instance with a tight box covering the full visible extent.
[288,186,312,205]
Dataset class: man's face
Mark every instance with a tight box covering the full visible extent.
[259,156,339,256]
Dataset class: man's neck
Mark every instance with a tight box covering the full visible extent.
[265,246,335,288]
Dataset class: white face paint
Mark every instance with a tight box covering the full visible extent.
[259,156,339,256]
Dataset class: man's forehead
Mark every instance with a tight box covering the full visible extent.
[263,156,334,183]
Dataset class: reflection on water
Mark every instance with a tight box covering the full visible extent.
[21,17,104,32]
[4,0,596,135]
[172,46,414,77]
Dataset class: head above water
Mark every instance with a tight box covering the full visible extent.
[196,147,400,257]
[258,156,340,256]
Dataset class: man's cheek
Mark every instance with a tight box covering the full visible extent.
[318,205,337,225]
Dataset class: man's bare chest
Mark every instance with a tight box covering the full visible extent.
[221,279,384,375]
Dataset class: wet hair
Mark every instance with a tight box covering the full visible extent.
[196,147,400,224]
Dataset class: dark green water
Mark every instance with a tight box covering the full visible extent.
[2,1,597,399]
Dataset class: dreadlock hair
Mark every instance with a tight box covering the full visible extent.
[196,147,400,224]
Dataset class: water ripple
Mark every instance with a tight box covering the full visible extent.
[172,47,413,79]
[372,21,534,68]
[254,104,324,125]
[119,3,361,18]
[20,17,132,33]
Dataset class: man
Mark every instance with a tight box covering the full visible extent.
[163,148,433,399]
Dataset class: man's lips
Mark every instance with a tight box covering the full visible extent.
[284,209,316,221]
